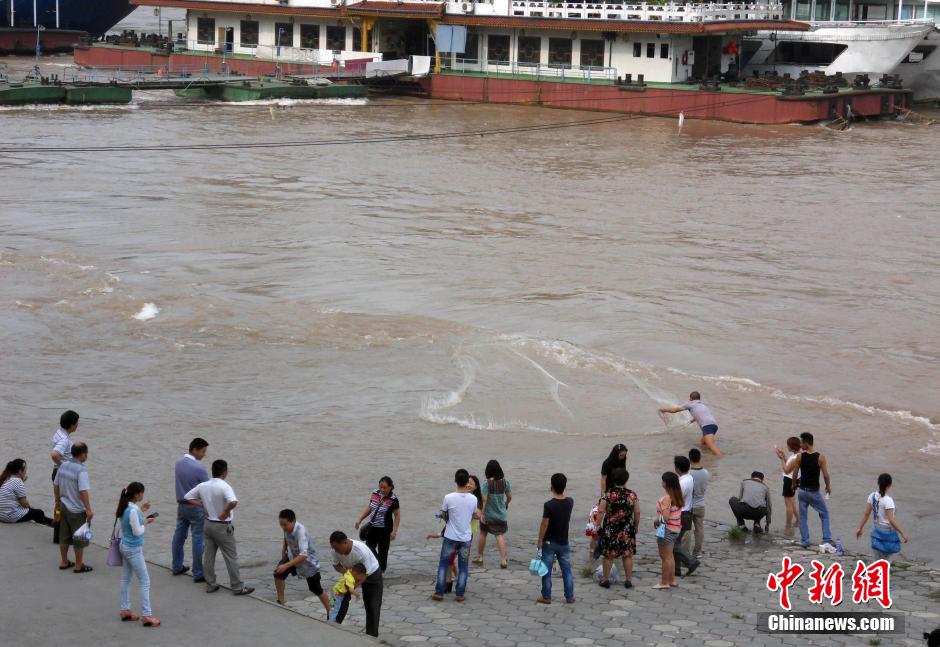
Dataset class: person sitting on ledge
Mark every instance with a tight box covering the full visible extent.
[0,459,53,526]
[729,471,771,534]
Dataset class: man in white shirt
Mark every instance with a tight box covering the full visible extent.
[330,530,382,637]
[183,459,253,596]
[431,469,480,603]
[50,410,79,544]
[672,456,700,577]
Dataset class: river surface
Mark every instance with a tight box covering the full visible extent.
[1,37,939,573]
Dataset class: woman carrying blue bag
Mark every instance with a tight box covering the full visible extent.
[855,473,908,562]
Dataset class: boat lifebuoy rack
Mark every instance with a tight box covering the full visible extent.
[681,50,689,66]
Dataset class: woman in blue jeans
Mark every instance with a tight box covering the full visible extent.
[116,482,160,627]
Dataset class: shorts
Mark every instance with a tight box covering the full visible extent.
[701,424,718,436]
[273,558,324,595]
[59,508,88,548]
[480,520,507,536]
[782,476,796,498]
[656,530,679,547]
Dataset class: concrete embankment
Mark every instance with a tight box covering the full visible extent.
[1,523,371,647]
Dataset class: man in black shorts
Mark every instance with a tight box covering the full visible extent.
[273,509,330,617]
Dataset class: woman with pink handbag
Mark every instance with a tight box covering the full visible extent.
[115,482,160,627]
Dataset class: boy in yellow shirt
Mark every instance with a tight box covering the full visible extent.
[330,563,366,623]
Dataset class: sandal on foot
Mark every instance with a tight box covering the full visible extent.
[141,616,161,627]
[59,561,75,570]
[669,583,679,588]
[472,556,483,565]
[500,560,508,569]
[120,611,139,622]
[652,584,671,590]
[73,565,93,573]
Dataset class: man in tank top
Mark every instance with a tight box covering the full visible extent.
[788,432,832,547]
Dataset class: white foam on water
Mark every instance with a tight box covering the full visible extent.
[133,303,159,321]
[419,409,561,435]
[0,103,139,113]
[217,97,369,108]
[663,366,940,433]
[505,347,573,419]
[40,256,95,271]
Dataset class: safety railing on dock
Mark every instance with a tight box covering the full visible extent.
[442,58,617,82]
[446,1,785,21]
[61,65,253,88]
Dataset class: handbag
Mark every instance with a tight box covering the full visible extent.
[359,494,387,541]
[869,494,900,555]
[107,518,123,567]
[529,550,549,577]
[655,514,667,539]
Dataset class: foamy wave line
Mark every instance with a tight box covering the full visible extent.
[504,334,939,434]
[419,410,561,435]
[0,103,138,112]
[220,97,369,107]
[666,368,940,432]
[40,256,95,271]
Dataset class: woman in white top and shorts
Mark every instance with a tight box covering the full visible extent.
[855,473,909,562]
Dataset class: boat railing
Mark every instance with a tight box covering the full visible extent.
[64,63,217,83]
[498,1,784,21]
[800,18,935,27]
[442,57,617,81]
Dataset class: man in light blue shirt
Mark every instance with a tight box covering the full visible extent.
[53,442,93,573]
[688,448,710,557]
[172,437,209,580]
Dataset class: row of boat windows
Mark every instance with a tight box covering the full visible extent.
[467,35,607,67]
[195,18,353,50]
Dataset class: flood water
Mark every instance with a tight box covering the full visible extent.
[2,32,939,573]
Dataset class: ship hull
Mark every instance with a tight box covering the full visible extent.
[1,0,134,36]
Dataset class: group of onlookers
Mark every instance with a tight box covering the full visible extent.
[0,397,916,640]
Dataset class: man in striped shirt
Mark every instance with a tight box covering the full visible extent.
[50,410,79,544]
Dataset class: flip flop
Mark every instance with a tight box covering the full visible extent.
[73,565,93,573]
[58,561,75,570]
[120,611,139,622]
[141,616,161,627]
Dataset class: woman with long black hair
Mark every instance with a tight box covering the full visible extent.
[116,482,159,627]
[475,459,512,568]
[600,444,628,495]
[0,459,53,525]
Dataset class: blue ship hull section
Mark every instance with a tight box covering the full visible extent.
[2,0,134,36]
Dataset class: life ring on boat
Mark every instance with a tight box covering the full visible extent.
[156,67,166,76]
[681,50,689,66]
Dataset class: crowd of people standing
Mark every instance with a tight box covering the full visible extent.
[0,395,916,639]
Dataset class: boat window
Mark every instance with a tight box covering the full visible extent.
[197,17,215,45]
[548,38,572,68]
[240,21,259,47]
[767,41,847,65]
[463,33,480,64]
[488,35,511,64]
[300,24,320,50]
[353,27,362,52]
[275,23,293,48]
[463,32,480,63]
[581,39,606,68]
[906,45,937,63]
[326,26,346,52]
[660,43,669,59]
[647,43,655,58]
[633,42,641,58]
[518,36,541,65]
[739,39,762,67]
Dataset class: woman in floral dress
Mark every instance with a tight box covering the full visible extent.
[596,467,639,589]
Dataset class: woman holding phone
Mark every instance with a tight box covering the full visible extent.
[116,482,160,627]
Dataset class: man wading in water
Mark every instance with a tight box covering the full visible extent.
[659,392,722,457]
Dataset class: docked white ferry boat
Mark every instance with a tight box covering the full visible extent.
[126,0,806,84]
[741,0,938,97]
